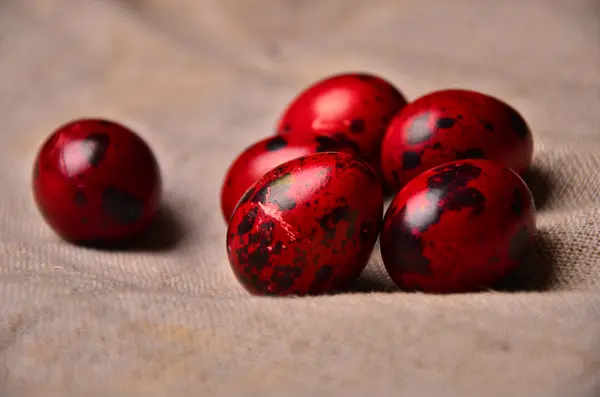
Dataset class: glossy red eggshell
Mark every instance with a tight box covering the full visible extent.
[276,72,407,172]
[32,118,162,244]
[227,152,383,296]
[220,134,356,222]
[380,158,536,293]
[381,89,533,193]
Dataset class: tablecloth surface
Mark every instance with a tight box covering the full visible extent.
[1,0,599,396]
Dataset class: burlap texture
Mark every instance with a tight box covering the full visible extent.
[0,0,599,396]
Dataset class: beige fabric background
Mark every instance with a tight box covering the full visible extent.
[0,0,599,396]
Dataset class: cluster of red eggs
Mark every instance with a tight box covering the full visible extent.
[31,71,535,296]
[222,73,535,295]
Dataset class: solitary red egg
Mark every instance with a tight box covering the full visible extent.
[220,134,356,222]
[227,152,383,296]
[32,118,162,244]
[380,158,536,293]
[276,72,407,173]
[380,89,533,193]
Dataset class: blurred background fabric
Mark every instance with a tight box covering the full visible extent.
[1,0,599,396]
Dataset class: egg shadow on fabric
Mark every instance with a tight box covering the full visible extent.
[330,241,400,294]
[493,229,556,292]
[522,165,554,210]
[342,273,399,293]
[80,202,187,252]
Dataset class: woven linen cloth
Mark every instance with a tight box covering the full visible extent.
[0,0,599,396]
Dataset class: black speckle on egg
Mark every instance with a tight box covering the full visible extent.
[309,265,334,291]
[265,136,288,151]
[247,247,270,270]
[332,133,361,153]
[245,221,276,271]
[315,135,343,152]
[387,205,431,275]
[237,206,259,236]
[349,119,366,134]
[402,151,421,170]
[427,163,482,191]
[280,123,292,133]
[270,266,302,291]
[456,148,485,160]
[73,189,86,206]
[314,265,333,283]
[481,120,494,131]
[272,240,284,255]
[443,187,486,216]
[318,205,350,240]
[436,117,456,129]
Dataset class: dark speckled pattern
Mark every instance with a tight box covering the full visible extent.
[220,134,357,222]
[381,89,534,193]
[227,152,383,296]
[276,72,407,174]
[32,118,162,244]
[380,159,536,293]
